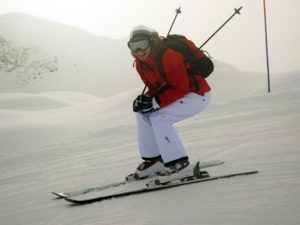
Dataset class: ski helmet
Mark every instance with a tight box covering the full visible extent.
[129,25,155,42]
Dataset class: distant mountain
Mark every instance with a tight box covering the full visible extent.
[1,12,294,101]
[0,13,141,97]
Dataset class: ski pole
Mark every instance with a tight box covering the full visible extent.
[141,7,182,95]
[141,82,167,97]
[167,7,182,36]
[150,82,167,97]
[141,84,147,95]
[142,7,243,96]
[198,6,243,50]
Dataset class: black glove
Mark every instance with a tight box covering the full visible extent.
[133,94,156,113]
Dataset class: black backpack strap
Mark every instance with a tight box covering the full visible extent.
[156,45,169,77]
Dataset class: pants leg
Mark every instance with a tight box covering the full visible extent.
[136,113,160,159]
[136,92,211,163]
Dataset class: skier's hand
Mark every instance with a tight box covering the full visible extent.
[133,94,159,113]
[133,94,152,113]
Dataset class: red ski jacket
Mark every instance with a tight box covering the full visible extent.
[135,48,211,108]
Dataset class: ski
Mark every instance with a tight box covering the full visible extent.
[52,160,224,198]
[52,180,126,198]
[64,169,258,204]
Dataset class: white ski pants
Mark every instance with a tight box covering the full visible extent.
[136,92,211,164]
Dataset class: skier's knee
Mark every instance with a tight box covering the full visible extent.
[149,112,171,125]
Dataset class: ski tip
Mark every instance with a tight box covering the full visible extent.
[64,197,78,204]
[249,170,259,175]
[64,197,93,205]
[52,192,67,198]
[208,160,225,165]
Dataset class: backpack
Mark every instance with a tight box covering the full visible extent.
[156,34,214,79]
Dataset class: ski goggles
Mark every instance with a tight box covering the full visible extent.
[128,39,150,52]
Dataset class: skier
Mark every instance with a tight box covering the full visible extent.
[128,25,211,183]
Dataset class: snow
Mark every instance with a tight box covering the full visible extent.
[0,13,300,225]
[0,13,142,97]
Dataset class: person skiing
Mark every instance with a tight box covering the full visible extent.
[128,25,211,183]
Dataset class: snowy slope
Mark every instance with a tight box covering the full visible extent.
[0,69,299,225]
[0,12,300,225]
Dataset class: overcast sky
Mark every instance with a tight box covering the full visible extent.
[0,0,299,73]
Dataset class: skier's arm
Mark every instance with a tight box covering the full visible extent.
[155,49,190,108]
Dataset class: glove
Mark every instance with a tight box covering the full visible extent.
[133,94,160,113]
[133,94,152,113]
